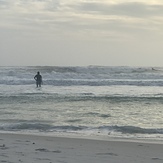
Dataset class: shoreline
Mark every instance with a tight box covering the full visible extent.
[1,132,163,163]
[1,131,163,144]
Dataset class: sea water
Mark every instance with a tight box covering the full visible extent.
[1,66,163,140]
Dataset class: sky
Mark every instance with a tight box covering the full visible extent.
[1,0,163,66]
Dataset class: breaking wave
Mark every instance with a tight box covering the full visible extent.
[1,66,163,86]
[0,122,163,135]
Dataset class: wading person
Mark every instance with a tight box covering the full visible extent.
[34,71,42,87]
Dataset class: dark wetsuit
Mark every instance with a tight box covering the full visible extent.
[34,74,42,87]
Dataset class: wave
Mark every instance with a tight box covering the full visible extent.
[98,126,163,134]
[85,112,111,118]
[0,122,163,135]
[1,78,163,86]
[1,94,163,104]
[0,123,87,132]
[1,66,163,86]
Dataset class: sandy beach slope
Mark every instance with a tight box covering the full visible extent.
[0,133,163,163]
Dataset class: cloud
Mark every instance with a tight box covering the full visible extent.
[0,0,163,41]
[1,0,163,66]
[1,1,163,18]
[75,2,163,17]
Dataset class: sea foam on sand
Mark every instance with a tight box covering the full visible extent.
[0,133,163,163]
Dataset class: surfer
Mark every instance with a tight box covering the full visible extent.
[34,71,42,87]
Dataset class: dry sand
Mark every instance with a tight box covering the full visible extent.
[0,133,163,163]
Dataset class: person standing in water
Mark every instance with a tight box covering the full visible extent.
[34,71,42,87]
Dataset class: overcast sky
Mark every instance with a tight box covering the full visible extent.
[1,0,163,66]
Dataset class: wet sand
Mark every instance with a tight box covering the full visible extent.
[0,133,163,163]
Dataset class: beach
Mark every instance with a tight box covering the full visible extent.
[1,66,163,162]
[0,133,163,163]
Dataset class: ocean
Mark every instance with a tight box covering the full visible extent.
[1,66,163,140]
